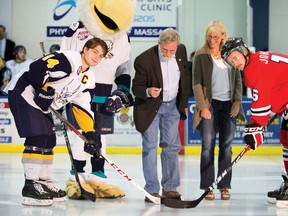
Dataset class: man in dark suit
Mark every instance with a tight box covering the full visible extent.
[132,28,189,202]
[0,25,15,61]
[0,25,15,96]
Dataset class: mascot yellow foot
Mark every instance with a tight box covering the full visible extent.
[88,181,125,198]
[87,171,126,198]
[65,174,94,200]
[66,171,125,199]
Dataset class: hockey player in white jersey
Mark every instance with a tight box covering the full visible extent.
[4,38,108,206]
[61,0,135,199]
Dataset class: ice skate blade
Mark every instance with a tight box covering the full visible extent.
[22,197,53,206]
[276,200,288,208]
[53,196,67,202]
[267,197,277,204]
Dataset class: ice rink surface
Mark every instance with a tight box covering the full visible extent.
[0,153,287,216]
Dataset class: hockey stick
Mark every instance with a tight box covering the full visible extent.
[49,107,162,205]
[39,42,46,56]
[39,42,96,202]
[61,117,96,202]
[163,114,278,208]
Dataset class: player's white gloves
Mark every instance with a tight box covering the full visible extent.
[244,123,264,150]
[104,89,134,113]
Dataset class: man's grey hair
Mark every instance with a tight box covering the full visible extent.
[158,28,180,45]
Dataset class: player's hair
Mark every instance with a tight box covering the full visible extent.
[158,28,180,45]
[204,20,227,48]
[81,37,108,57]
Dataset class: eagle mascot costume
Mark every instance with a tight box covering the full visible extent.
[61,0,135,199]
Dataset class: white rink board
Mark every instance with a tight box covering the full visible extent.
[0,97,142,147]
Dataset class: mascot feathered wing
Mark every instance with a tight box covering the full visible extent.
[61,0,135,199]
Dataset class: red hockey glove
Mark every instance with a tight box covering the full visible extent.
[244,123,264,150]
[282,109,288,120]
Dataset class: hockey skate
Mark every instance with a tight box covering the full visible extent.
[22,180,53,206]
[276,175,288,208]
[39,179,66,202]
[267,175,288,204]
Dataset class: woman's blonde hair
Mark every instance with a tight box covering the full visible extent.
[204,20,227,49]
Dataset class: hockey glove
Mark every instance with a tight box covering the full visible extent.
[34,87,55,111]
[104,89,134,113]
[244,123,264,150]
[83,131,102,157]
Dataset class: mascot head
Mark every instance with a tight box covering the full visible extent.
[77,0,135,41]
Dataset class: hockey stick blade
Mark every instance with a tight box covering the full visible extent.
[50,107,96,202]
[49,107,160,204]
[163,114,278,209]
[163,191,209,208]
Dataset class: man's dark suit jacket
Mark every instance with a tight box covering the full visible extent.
[4,39,15,61]
[132,44,190,133]
[0,39,15,95]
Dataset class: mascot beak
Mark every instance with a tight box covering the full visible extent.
[90,0,134,34]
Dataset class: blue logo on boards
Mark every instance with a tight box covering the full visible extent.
[128,27,175,38]
[52,0,76,21]
[47,26,68,37]
[0,119,11,125]
[0,136,12,143]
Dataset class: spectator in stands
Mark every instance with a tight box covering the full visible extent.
[0,25,15,61]
[1,45,32,94]
[0,25,16,95]
[49,44,60,53]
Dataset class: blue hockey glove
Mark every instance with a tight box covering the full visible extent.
[244,123,264,150]
[104,89,134,113]
[34,87,55,111]
[83,131,102,157]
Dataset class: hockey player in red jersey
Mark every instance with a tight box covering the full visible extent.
[221,37,288,208]
[4,38,108,206]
